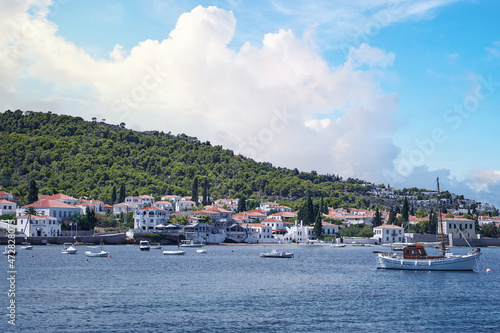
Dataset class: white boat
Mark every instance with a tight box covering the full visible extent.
[179,240,204,248]
[2,246,16,255]
[163,250,186,255]
[150,243,163,250]
[139,240,150,251]
[196,249,207,254]
[373,178,481,271]
[61,243,78,254]
[22,245,34,250]
[85,241,109,257]
[330,243,346,248]
[260,249,294,258]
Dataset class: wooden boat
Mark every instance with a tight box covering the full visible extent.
[260,249,294,258]
[373,178,481,271]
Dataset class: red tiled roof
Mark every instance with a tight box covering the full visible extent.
[24,199,79,209]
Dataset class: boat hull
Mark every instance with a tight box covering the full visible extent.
[377,252,481,271]
[163,251,185,255]
[85,251,109,257]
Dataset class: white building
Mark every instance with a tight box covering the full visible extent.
[372,224,405,244]
[442,218,476,239]
[17,199,80,223]
[0,191,14,201]
[153,201,174,212]
[243,223,276,243]
[125,195,155,206]
[113,202,144,216]
[175,200,196,212]
[16,214,60,237]
[134,206,169,231]
[260,202,279,211]
[0,199,17,215]
[161,195,182,204]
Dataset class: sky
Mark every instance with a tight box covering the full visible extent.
[1,0,500,206]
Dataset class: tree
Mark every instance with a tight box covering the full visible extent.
[416,208,426,218]
[27,179,38,204]
[191,176,198,204]
[313,210,323,240]
[373,208,382,227]
[111,186,117,204]
[388,207,396,225]
[202,178,209,206]
[298,194,315,225]
[23,206,38,235]
[402,197,409,222]
[118,183,126,203]
[237,196,246,213]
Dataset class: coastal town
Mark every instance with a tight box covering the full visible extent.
[1,188,499,246]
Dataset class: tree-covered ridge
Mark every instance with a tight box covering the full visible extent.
[0,110,375,206]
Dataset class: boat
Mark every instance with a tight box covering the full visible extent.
[22,245,34,250]
[139,240,150,251]
[61,242,78,254]
[2,246,16,255]
[330,238,346,248]
[150,243,163,250]
[373,178,481,271]
[196,249,207,254]
[179,239,204,248]
[163,249,186,255]
[260,249,294,258]
[85,240,109,257]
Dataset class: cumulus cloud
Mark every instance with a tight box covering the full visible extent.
[2,1,480,198]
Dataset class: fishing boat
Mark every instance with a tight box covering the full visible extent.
[139,240,150,251]
[61,242,77,254]
[150,243,163,250]
[373,178,481,271]
[260,249,294,258]
[179,239,204,248]
[85,240,109,257]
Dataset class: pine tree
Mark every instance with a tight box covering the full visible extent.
[313,210,323,240]
[27,179,38,204]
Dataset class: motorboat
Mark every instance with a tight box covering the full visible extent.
[22,245,34,250]
[61,242,78,254]
[150,243,163,250]
[179,240,204,248]
[85,241,109,257]
[139,240,150,251]
[260,249,294,258]
[163,249,186,255]
[196,249,207,254]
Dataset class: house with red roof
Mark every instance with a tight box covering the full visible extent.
[372,224,405,244]
[16,214,60,237]
[17,199,81,223]
[133,206,169,231]
[0,199,17,215]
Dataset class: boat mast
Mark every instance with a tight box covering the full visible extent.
[437,178,446,256]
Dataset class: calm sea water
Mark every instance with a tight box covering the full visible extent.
[1,244,499,332]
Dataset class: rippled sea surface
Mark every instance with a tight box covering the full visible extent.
[1,244,499,332]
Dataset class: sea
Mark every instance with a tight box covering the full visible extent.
[1,244,499,332]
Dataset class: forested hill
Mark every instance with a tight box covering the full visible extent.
[1,110,379,207]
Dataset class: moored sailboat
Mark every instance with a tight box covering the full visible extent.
[373,178,481,271]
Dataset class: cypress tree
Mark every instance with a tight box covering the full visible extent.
[27,179,38,204]
[119,183,126,203]
[202,178,208,206]
[388,207,396,225]
[237,197,246,213]
[191,176,199,204]
[313,210,323,240]
[111,186,117,204]
[402,197,409,222]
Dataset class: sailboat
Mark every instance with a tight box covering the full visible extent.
[85,240,109,257]
[373,178,481,271]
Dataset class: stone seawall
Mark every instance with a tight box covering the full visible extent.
[0,233,126,245]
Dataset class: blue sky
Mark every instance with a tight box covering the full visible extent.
[1,0,500,206]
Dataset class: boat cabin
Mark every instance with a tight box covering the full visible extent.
[396,244,429,259]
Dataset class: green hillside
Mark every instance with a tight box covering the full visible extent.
[0,110,380,208]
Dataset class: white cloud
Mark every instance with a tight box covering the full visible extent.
[0,1,469,191]
[486,40,500,58]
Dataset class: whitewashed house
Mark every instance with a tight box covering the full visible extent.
[134,206,169,231]
[125,195,155,206]
[442,218,476,239]
[161,195,182,204]
[153,201,174,212]
[175,200,196,212]
[0,199,17,215]
[372,224,405,244]
[243,223,276,243]
[113,202,144,217]
[17,199,80,223]
[0,191,14,201]
[16,214,60,237]
[260,202,279,211]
